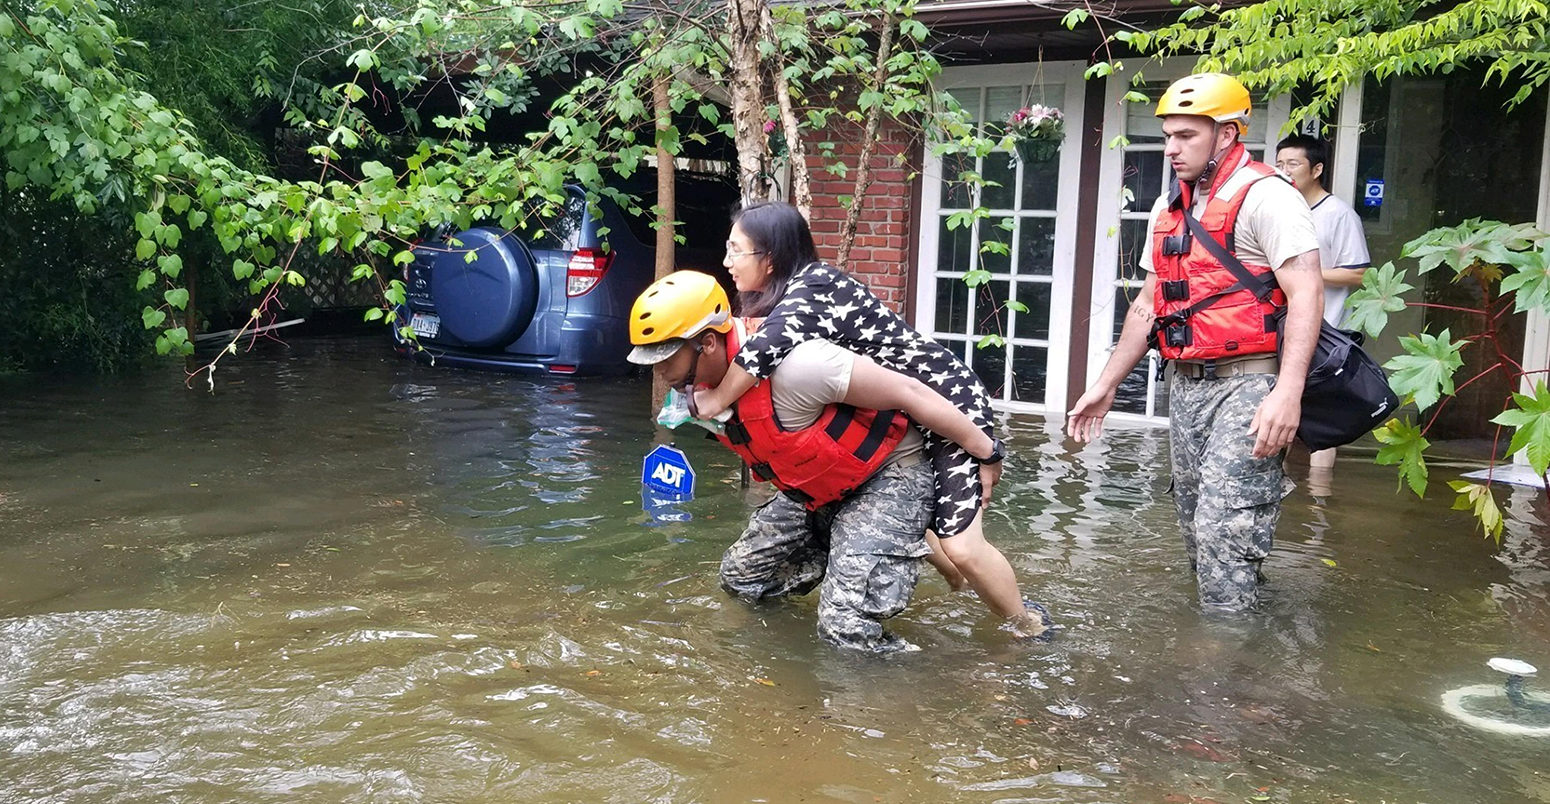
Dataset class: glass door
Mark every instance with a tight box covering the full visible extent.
[916,61,1087,414]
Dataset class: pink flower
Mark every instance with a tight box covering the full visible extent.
[763,120,777,134]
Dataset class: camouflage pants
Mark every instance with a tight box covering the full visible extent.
[719,461,934,653]
[1168,370,1295,611]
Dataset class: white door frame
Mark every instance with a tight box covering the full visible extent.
[914,60,1088,414]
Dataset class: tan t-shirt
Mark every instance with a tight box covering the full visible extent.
[765,338,925,466]
[1140,155,1319,275]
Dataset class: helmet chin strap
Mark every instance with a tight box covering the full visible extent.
[1195,121,1236,188]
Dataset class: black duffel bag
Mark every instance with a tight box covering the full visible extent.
[1289,321,1400,450]
[1179,211,1398,450]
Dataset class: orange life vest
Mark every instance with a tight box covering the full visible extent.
[712,322,908,510]
[1151,144,1289,362]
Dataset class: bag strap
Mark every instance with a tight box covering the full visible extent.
[1181,210,1278,303]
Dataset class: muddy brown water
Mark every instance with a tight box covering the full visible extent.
[2,337,1548,803]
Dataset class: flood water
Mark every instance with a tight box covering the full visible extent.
[2,336,1549,803]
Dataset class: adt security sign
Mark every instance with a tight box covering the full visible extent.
[1363,178,1385,208]
[642,444,695,498]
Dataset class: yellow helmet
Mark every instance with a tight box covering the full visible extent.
[626,271,733,365]
[1156,73,1251,135]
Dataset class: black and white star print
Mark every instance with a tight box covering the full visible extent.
[734,262,995,537]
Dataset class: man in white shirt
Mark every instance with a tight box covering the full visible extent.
[1275,134,1372,327]
[1277,134,1373,474]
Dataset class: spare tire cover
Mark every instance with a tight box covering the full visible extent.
[429,226,539,348]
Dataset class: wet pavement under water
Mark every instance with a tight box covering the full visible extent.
[2,336,1549,803]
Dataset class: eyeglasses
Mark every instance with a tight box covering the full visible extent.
[725,241,767,260]
[1275,159,1307,170]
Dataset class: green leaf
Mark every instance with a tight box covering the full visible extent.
[1448,480,1504,542]
[1498,248,1550,313]
[136,270,156,291]
[963,269,992,288]
[157,254,183,279]
[164,288,190,310]
[364,307,385,322]
[1490,381,1550,476]
[1344,262,1414,338]
[1373,418,1430,497]
[142,307,167,329]
[135,238,157,260]
[1060,8,1089,29]
[1385,329,1465,412]
[232,259,255,280]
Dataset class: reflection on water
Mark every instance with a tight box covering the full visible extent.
[2,337,1549,803]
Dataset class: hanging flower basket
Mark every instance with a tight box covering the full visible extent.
[1015,138,1061,165]
[1006,104,1064,165]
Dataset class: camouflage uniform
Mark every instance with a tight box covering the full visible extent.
[719,461,934,653]
[1167,370,1296,610]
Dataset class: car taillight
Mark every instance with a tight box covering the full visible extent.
[566,247,613,297]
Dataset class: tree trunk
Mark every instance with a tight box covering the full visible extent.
[764,6,810,217]
[727,0,773,204]
[651,71,677,415]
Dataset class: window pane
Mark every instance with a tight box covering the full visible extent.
[979,218,1012,274]
[985,86,1023,137]
[935,276,970,335]
[1124,82,1169,143]
[1012,281,1052,340]
[971,339,1007,398]
[1119,219,1151,282]
[1012,346,1048,403]
[974,279,1011,339]
[1016,217,1056,276]
[940,151,976,209]
[1123,150,1164,213]
[983,151,1016,210]
[938,217,972,274]
[1020,149,1060,209]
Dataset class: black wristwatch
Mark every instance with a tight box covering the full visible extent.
[978,437,1005,464]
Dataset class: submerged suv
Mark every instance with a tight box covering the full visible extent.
[395,176,737,375]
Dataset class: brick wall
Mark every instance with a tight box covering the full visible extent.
[801,116,919,313]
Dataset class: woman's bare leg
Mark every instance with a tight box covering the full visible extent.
[937,511,1046,637]
[924,530,966,590]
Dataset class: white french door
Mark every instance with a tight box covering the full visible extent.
[915,61,1087,414]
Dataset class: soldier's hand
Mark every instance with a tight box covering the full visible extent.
[1249,386,1301,458]
[1066,387,1116,443]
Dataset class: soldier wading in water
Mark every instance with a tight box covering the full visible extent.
[1067,73,1324,610]
[628,272,1050,650]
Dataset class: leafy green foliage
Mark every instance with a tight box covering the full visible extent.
[1111,0,1550,130]
[1385,330,1467,413]
[1449,480,1505,542]
[1402,219,1545,277]
[1374,418,1430,498]
[1491,382,1550,476]
[2,0,1005,376]
[1344,261,1414,338]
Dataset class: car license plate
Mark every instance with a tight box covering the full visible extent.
[409,312,440,339]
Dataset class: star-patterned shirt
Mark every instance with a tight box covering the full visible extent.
[732,262,996,537]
